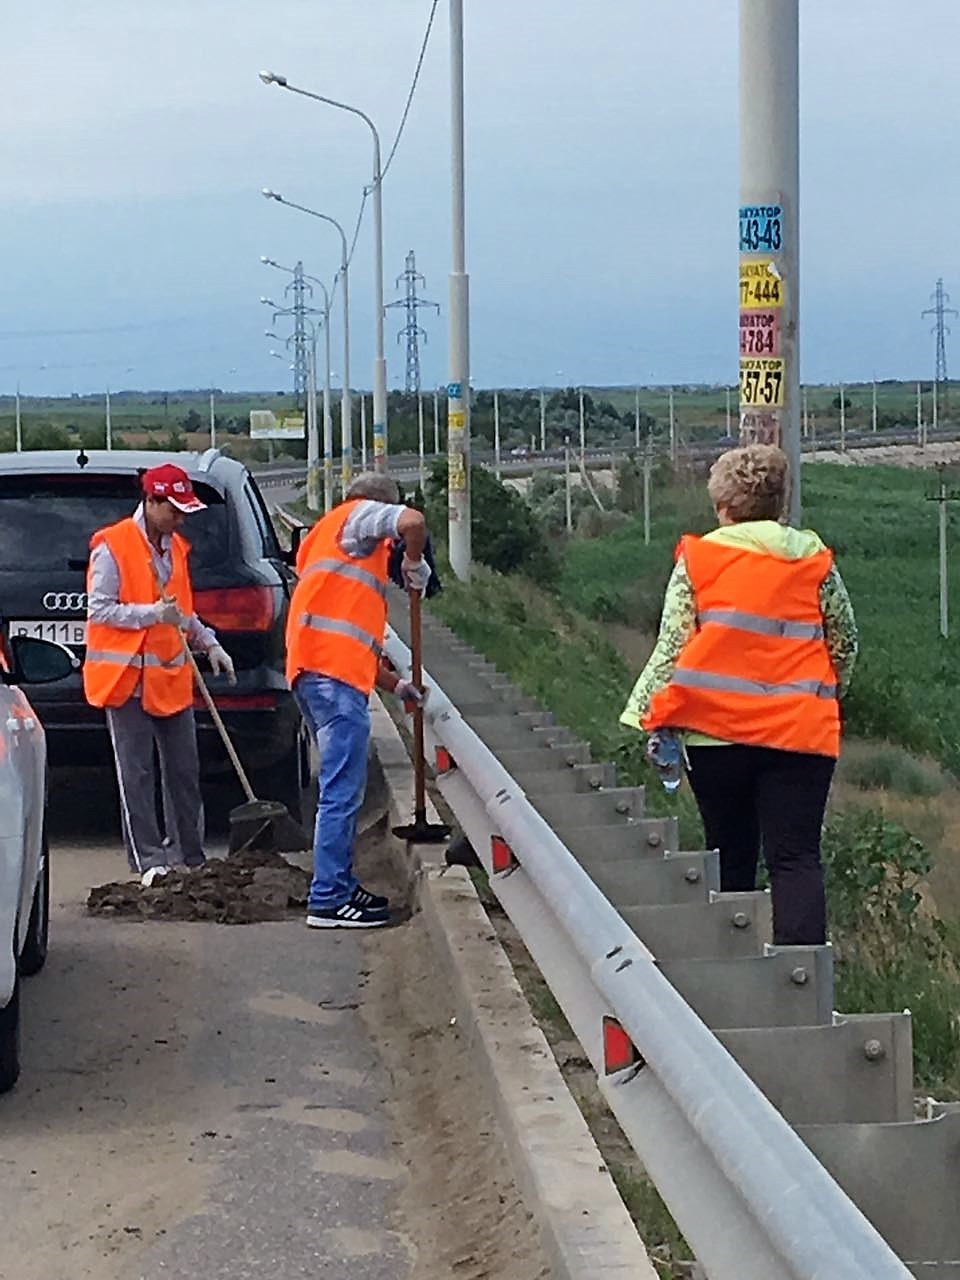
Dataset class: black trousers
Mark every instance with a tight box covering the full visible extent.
[685,745,835,946]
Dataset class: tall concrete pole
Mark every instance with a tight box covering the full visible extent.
[539,388,546,452]
[739,0,800,524]
[209,390,216,449]
[14,383,21,452]
[371,131,388,473]
[105,387,112,451]
[306,341,320,512]
[417,391,426,491]
[322,317,333,507]
[493,388,501,479]
[360,394,368,471]
[634,387,641,450]
[578,387,586,468]
[433,387,440,453]
[447,0,471,580]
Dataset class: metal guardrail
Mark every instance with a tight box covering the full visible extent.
[381,619,914,1280]
[254,427,960,492]
[273,499,957,1278]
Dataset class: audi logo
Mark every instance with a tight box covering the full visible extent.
[42,592,88,611]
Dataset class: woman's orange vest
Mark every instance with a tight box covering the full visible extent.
[645,535,841,758]
[83,518,194,717]
[285,499,391,695]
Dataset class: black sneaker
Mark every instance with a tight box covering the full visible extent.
[306,900,389,929]
[350,885,389,911]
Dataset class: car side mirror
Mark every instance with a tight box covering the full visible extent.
[4,636,80,686]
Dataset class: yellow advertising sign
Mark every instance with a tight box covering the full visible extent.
[739,260,784,310]
[448,410,466,430]
[739,357,785,408]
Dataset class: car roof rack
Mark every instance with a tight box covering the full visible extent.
[197,447,222,473]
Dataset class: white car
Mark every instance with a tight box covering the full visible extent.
[0,634,77,1093]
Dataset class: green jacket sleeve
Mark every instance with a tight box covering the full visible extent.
[820,565,858,697]
[619,558,697,731]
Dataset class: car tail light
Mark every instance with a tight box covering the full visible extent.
[193,692,279,711]
[194,586,274,632]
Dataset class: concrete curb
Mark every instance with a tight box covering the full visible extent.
[369,696,657,1280]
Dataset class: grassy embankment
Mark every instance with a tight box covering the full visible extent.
[427,461,960,1094]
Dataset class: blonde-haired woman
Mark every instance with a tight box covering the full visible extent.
[621,444,858,946]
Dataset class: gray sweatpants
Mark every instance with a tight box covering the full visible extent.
[105,700,205,872]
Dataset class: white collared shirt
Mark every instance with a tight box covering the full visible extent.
[87,504,216,651]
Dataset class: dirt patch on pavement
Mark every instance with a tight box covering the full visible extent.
[86,849,311,923]
[362,916,551,1280]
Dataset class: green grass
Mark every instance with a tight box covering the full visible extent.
[840,743,945,798]
[558,462,960,776]
[428,565,705,849]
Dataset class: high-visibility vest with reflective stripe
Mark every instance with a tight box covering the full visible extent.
[644,535,841,757]
[285,499,390,695]
[83,518,194,717]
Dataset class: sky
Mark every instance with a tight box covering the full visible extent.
[2,0,959,397]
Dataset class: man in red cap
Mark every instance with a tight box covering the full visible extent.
[84,463,236,886]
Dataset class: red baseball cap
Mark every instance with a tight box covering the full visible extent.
[141,463,206,513]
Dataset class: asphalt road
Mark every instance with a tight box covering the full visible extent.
[2,769,548,1280]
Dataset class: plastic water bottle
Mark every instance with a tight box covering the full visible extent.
[648,729,683,793]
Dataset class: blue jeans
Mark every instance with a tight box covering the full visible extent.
[293,673,370,911]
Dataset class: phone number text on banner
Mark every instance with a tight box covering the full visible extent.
[739,204,784,254]
[740,309,781,357]
[739,260,784,309]
[739,357,785,408]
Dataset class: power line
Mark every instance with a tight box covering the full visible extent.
[344,0,441,270]
[381,0,441,181]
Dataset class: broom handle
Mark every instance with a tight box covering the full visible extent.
[148,560,257,803]
[409,587,428,817]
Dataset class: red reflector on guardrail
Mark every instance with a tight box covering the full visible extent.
[490,835,517,874]
[602,1016,641,1074]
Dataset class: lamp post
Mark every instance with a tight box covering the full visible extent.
[259,72,386,473]
[447,0,471,579]
[261,193,352,491]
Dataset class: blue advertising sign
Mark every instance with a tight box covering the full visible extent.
[447,382,463,400]
[739,204,784,254]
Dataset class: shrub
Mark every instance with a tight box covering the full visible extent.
[425,459,557,581]
[841,744,943,798]
[822,809,960,1089]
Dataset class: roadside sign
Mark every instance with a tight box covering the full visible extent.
[739,309,781,357]
[739,261,784,309]
[249,410,304,441]
[739,204,784,254]
[739,357,785,407]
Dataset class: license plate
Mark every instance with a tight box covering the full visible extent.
[8,619,87,649]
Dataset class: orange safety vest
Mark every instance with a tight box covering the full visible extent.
[645,535,841,758]
[83,518,194,717]
[285,499,391,696]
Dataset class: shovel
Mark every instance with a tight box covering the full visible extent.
[149,563,309,855]
[392,587,450,844]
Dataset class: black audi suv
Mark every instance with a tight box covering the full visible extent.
[0,448,311,820]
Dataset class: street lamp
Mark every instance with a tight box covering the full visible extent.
[259,73,387,474]
[261,190,352,491]
[446,1,471,578]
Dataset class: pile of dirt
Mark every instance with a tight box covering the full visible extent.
[86,850,311,924]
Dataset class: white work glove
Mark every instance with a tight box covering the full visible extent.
[154,600,186,628]
[207,644,237,685]
[395,679,428,710]
[401,554,432,595]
